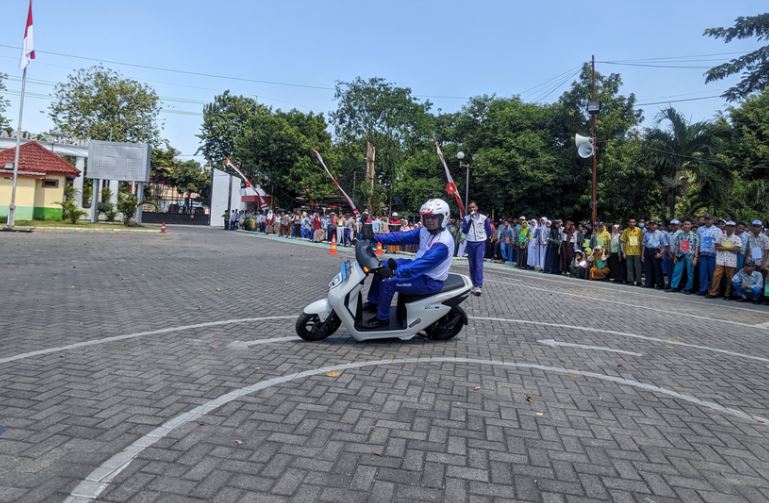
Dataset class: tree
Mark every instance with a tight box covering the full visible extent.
[49,65,162,145]
[643,107,725,218]
[0,73,9,129]
[704,13,769,101]
[235,109,333,208]
[198,91,266,166]
[332,77,434,210]
[726,88,769,179]
[553,64,643,220]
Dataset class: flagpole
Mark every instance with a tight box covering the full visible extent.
[7,66,27,228]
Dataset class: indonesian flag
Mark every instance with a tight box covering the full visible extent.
[20,0,35,70]
[224,158,268,210]
[435,141,466,218]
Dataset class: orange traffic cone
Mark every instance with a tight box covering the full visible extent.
[329,235,337,255]
[160,222,167,234]
[375,242,383,255]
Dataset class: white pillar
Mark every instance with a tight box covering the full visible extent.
[73,156,85,208]
[91,179,100,223]
[109,180,119,208]
[135,183,144,224]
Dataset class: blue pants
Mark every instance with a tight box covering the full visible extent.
[698,255,716,293]
[466,241,486,288]
[732,280,762,301]
[500,242,513,262]
[367,260,442,321]
[662,254,673,283]
[671,256,695,291]
[737,253,745,271]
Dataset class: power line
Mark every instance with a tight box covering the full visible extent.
[635,95,724,106]
[601,50,747,63]
[599,61,712,70]
[0,43,336,91]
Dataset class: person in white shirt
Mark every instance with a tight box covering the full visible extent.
[732,260,764,303]
[707,220,743,299]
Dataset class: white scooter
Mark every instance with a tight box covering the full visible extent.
[297,239,472,342]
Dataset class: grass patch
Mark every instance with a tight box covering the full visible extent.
[13,219,144,228]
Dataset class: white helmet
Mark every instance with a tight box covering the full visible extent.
[419,198,450,230]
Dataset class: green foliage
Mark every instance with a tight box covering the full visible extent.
[704,13,769,101]
[198,91,265,165]
[49,65,161,145]
[0,73,9,129]
[117,191,155,225]
[234,107,333,208]
[98,186,117,222]
[56,184,88,224]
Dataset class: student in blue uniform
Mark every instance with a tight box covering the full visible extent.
[461,201,493,296]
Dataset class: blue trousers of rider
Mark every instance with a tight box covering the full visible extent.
[466,241,486,288]
[367,259,443,321]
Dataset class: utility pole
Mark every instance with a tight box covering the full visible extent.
[590,54,598,228]
[366,142,376,211]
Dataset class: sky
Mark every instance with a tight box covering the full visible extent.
[0,0,764,163]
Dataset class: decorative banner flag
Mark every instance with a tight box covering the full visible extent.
[435,141,466,218]
[223,158,268,210]
[311,149,361,218]
[20,0,35,70]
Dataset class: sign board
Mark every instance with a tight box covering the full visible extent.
[87,140,151,182]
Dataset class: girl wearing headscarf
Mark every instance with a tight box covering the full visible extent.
[559,221,576,275]
[609,223,626,283]
[544,220,561,274]
[526,219,539,269]
[517,219,529,269]
[537,217,550,271]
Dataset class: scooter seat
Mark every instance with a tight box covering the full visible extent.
[400,274,467,303]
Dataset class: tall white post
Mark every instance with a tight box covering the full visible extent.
[6,67,27,227]
[73,156,85,209]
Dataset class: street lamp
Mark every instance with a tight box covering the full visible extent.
[456,151,473,205]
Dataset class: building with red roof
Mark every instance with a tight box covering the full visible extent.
[0,140,81,221]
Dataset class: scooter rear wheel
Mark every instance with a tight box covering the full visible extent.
[425,306,466,341]
[295,312,341,341]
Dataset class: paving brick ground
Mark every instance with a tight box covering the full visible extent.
[2,227,769,502]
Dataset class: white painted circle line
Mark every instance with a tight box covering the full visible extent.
[472,316,769,364]
[65,356,769,503]
[483,278,767,330]
[0,316,296,365]
[227,336,299,350]
[537,339,643,356]
[486,266,769,317]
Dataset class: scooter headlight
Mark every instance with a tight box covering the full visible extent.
[329,273,343,289]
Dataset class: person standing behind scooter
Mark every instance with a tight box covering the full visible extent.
[461,201,492,296]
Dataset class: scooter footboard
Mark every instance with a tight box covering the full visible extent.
[303,299,333,322]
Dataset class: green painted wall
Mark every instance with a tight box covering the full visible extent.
[0,205,34,221]
[33,207,63,220]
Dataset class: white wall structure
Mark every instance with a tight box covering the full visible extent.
[210,168,242,227]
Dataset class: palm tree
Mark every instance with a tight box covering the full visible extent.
[644,107,723,219]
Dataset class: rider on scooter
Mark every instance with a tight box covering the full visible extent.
[362,198,455,329]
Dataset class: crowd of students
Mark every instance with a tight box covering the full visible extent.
[485,214,769,304]
[230,207,769,304]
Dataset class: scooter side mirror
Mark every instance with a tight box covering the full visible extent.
[355,239,381,272]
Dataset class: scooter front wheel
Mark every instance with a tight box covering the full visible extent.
[295,312,341,341]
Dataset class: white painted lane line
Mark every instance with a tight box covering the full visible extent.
[537,339,643,356]
[0,316,296,365]
[472,316,769,364]
[756,321,769,329]
[227,337,299,350]
[65,356,769,502]
[483,279,766,330]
